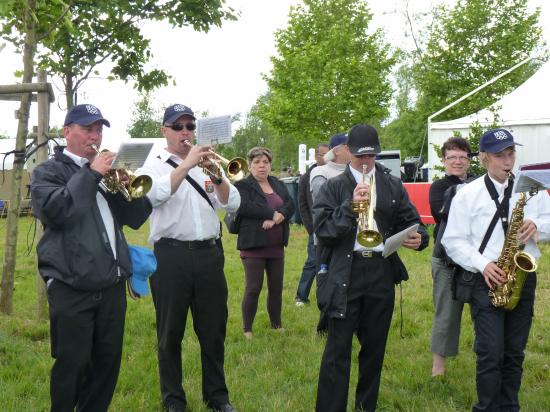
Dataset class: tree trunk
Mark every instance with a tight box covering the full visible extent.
[35,70,50,319]
[0,0,37,315]
[65,74,74,109]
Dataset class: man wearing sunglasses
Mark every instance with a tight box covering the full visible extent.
[136,104,240,412]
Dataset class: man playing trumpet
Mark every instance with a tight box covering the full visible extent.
[313,123,428,412]
[136,104,240,412]
[31,103,152,411]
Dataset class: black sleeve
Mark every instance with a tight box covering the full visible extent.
[298,172,314,234]
[31,162,103,229]
[429,178,451,224]
[109,194,152,229]
[312,179,356,245]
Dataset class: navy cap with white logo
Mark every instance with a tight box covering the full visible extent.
[64,104,110,127]
[347,124,381,155]
[479,128,522,153]
[163,104,196,125]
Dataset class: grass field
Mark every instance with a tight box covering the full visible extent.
[0,217,549,411]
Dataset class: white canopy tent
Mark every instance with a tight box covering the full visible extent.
[428,60,550,180]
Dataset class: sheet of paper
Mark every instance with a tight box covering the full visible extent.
[382,223,419,258]
[514,169,550,193]
[111,142,154,170]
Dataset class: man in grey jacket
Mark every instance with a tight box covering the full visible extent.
[31,104,151,412]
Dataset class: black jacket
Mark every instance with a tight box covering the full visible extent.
[234,174,294,250]
[312,163,429,318]
[31,148,152,291]
[298,163,317,235]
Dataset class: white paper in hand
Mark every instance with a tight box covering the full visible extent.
[382,223,419,258]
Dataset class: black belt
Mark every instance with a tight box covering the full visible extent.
[157,237,218,249]
[353,250,384,259]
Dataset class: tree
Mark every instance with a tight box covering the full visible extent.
[0,0,237,109]
[257,0,396,151]
[127,91,162,139]
[0,0,69,315]
[218,106,286,171]
[390,0,545,158]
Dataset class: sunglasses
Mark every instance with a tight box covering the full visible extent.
[166,122,196,131]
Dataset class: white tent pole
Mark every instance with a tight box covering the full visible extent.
[427,55,535,123]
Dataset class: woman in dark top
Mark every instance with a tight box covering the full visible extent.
[234,147,294,339]
[429,136,474,376]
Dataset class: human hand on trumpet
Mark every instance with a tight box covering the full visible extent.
[181,140,213,169]
[353,182,371,203]
[90,144,116,176]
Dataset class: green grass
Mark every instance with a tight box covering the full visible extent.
[1,217,549,411]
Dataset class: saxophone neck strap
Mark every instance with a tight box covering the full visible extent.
[484,174,514,236]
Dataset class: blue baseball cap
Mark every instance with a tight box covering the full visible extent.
[479,128,522,153]
[128,245,157,297]
[329,132,348,149]
[63,104,110,127]
[163,104,196,125]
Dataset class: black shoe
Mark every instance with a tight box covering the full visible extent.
[210,403,237,412]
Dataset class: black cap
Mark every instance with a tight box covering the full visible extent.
[347,124,380,155]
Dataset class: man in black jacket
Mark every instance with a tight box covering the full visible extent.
[313,124,429,412]
[295,143,329,306]
[31,104,152,412]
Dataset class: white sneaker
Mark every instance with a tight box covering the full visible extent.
[295,300,305,307]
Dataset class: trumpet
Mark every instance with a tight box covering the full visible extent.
[91,144,152,201]
[352,164,382,247]
[184,140,247,182]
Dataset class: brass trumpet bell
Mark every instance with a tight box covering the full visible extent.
[357,229,383,248]
[204,152,248,182]
[91,144,152,201]
[352,165,382,248]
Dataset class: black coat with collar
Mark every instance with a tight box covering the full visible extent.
[234,174,294,250]
[312,163,429,318]
[31,148,152,291]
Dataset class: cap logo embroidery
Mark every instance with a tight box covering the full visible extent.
[173,104,188,112]
[493,130,508,140]
[86,105,99,115]
[357,146,374,153]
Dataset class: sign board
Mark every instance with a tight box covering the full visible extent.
[197,115,232,145]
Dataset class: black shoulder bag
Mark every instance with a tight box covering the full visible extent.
[452,175,513,303]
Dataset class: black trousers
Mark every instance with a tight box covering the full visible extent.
[151,239,229,410]
[241,256,284,332]
[470,273,536,412]
[47,279,126,412]
[316,256,395,412]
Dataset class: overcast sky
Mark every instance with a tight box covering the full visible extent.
[0,0,549,151]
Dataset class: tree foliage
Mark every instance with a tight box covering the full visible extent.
[385,0,545,159]
[0,0,237,109]
[257,0,396,152]
[127,91,162,139]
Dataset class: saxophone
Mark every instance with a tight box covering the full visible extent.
[489,190,538,310]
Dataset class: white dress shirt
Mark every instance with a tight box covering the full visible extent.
[63,149,117,258]
[349,165,384,252]
[442,173,550,274]
[136,149,241,244]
